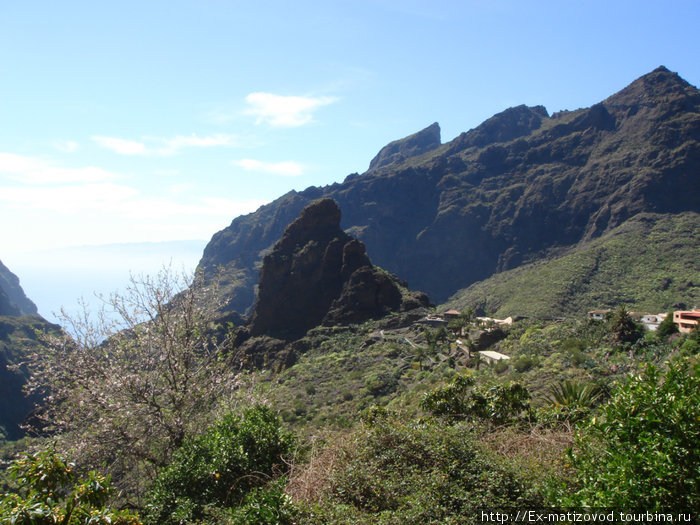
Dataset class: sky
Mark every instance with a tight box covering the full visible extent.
[1,0,699,321]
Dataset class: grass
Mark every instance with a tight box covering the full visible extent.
[444,212,700,318]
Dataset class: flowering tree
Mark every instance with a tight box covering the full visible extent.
[22,267,244,506]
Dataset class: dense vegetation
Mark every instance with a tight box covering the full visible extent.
[2,269,698,521]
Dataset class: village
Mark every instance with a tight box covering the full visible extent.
[411,307,700,365]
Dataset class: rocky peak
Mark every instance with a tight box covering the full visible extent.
[274,197,346,254]
[603,66,700,117]
[0,260,38,316]
[248,198,430,340]
[449,105,549,153]
[369,122,441,171]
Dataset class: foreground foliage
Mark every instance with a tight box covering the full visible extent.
[22,269,242,502]
[144,405,294,525]
[0,448,140,524]
[421,373,531,425]
[291,412,544,524]
[560,358,700,510]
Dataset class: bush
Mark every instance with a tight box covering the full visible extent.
[0,448,140,524]
[512,354,535,372]
[559,358,700,510]
[144,405,294,524]
[296,414,543,523]
[655,312,678,339]
[226,481,297,524]
[421,374,531,425]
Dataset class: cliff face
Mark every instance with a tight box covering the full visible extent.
[0,260,38,316]
[0,260,55,440]
[248,199,430,340]
[198,66,700,314]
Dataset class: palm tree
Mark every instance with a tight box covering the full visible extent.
[544,380,601,409]
[610,305,640,344]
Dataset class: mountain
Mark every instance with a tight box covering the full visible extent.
[444,212,700,318]
[0,261,57,440]
[198,66,700,316]
[0,259,38,316]
[247,198,430,341]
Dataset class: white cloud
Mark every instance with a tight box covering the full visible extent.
[0,152,119,184]
[232,158,304,176]
[244,92,337,127]
[53,140,80,153]
[92,133,239,156]
[92,136,147,155]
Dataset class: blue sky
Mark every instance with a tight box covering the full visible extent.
[1,0,699,319]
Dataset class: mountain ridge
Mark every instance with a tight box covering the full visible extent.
[197,66,700,316]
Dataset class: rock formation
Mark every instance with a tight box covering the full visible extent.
[0,260,55,440]
[368,122,441,171]
[0,259,38,316]
[248,199,430,340]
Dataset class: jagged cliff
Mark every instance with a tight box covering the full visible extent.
[198,66,700,315]
[248,198,430,340]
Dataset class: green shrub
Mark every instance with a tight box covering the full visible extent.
[225,480,297,524]
[559,358,700,510]
[0,448,140,524]
[421,373,530,425]
[144,405,294,525]
[493,359,509,374]
[538,381,601,425]
[512,354,535,372]
[363,370,398,396]
[655,312,678,339]
[299,414,543,523]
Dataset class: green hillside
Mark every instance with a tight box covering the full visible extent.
[444,212,700,318]
[0,315,59,440]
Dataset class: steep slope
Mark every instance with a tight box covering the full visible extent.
[0,259,38,316]
[0,261,56,440]
[443,212,700,318]
[198,66,700,315]
[248,198,430,340]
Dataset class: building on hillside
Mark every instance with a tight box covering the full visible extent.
[673,310,700,334]
[478,350,510,364]
[418,315,448,327]
[443,309,461,320]
[588,310,610,320]
[640,313,667,332]
[476,316,514,327]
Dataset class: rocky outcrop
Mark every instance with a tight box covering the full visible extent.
[0,260,38,316]
[369,122,441,170]
[248,199,430,340]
